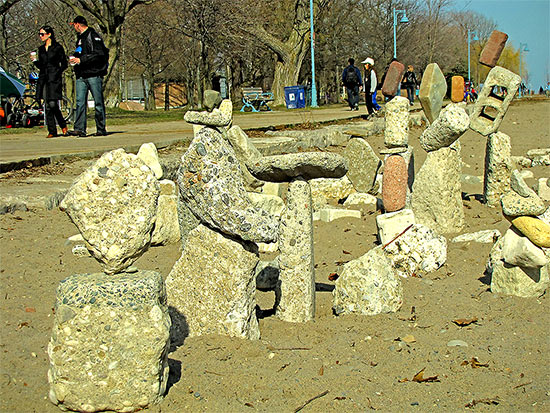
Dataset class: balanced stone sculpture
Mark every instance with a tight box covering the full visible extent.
[483,131,512,207]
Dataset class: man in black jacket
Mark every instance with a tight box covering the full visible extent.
[68,16,108,137]
[341,58,362,111]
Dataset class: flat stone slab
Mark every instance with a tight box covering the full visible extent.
[248,152,348,182]
[418,63,447,123]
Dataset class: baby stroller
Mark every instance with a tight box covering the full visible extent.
[3,72,45,128]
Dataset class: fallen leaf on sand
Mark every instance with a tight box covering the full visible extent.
[453,317,478,327]
[402,334,416,344]
[342,250,351,255]
[318,366,324,376]
[465,397,499,408]
[16,322,29,330]
[461,357,489,368]
[328,273,339,281]
[412,368,440,383]
[25,307,36,313]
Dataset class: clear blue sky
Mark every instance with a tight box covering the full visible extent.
[453,0,549,90]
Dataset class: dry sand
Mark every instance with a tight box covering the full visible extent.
[0,99,549,412]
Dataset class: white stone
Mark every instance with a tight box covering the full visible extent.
[247,192,286,217]
[491,261,549,298]
[537,177,550,201]
[276,179,315,323]
[319,208,361,222]
[333,246,402,315]
[376,208,416,245]
[166,224,260,340]
[137,142,163,179]
[343,192,377,212]
[383,224,447,278]
[483,132,512,207]
[451,229,501,243]
[502,228,549,268]
[384,96,409,148]
[309,176,355,211]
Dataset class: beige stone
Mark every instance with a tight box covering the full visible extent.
[491,261,549,298]
[507,215,550,248]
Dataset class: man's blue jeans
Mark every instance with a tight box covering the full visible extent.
[74,76,106,134]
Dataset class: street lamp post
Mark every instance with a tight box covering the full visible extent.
[467,29,479,83]
[309,0,318,107]
[519,42,529,98]
[393,8,409,59]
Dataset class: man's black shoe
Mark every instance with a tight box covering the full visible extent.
[93,131,108,137]
[68,130,86,137]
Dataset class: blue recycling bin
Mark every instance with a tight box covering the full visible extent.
[284,86,306,109]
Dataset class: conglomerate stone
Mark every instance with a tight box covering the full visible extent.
[60,149,160,274]
[166,224,260,340]
[276,179,315,323]
[384,96,409,148]
[48,270,170,412]
[177,126,278,243]
[419,103,470,152]
[184,99,232,127]
[483,131,512,207]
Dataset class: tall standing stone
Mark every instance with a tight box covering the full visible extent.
[384,96,409,148]
[483,131,512,207]
[382,154,408,212]
[276,179,315,322]
[342,138,381,193]
[166,224,260,340]
[418,63,447,123]
[411,141,465,234]
[48,270,171,412]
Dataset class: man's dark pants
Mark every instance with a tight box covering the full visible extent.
[365,92,375,115]
[74,76,106,134]
[346,85,359,109]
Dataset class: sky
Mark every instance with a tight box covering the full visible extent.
[453,0,549,90]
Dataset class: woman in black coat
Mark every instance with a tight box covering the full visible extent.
[33,25,68,138]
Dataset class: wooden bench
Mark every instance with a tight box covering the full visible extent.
[240,87,274,112]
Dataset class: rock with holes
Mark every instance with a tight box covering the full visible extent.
[48,270,170,412]
[166,224,260,340]
[177,127,278,243]
[333,246,403,315]
[60,149,160,274]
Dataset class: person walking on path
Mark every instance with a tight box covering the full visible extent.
[68,16,108,137]
[32,26,68,139]
[402,65,418,105]
[342,58,362,111]
[361,57,377,118]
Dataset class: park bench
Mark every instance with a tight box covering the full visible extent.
[240,87,274,112]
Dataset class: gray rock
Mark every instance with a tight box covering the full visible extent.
[276,179,315,322]
[526,148,550,166]
[166,224,260,339]
[510,169,533,197]
[536,177,550,202]
[184,99,232,126]
[483,132,512,207]
[411,141,465,234]
[501,188,546,217]
[225,125,263,167]
[384,96,409,148]
[333,246,403,316]
[383,224,447,278]
[502,228,548,268]
[60,149,160,274]
[248,152,348,182]
[177,127,278,243]
[491,261,549,298]
[255,258,280,290]
[176,196,200,249]
[419,103,470,152]
[247,192,285,217]
[48,270,170,412]
[342,138,381,193]
[203,90,222,111]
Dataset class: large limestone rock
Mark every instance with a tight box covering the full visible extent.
[151,180,180,245]
[333,246,403,316]
[501,172,546,217]
[276,179,315,322]
[137,142,163,179]
[411,142,465,234]
[309,176,356,211]
[177,127,278,243]
[491,261,549,298]
[502,228,548,268]
[166,224,260,340]
[248,152,348,182]
[60,149,160,274]
[225,125,263,167]
[384,96,409,148]
[342,138,381,193]
[418,63,447,123]
[383,224,447,278]
[176,197,200,249]
[184,99,232,126]
[419,103,470,152]
[48,270,170,412]
[483,131,512,207]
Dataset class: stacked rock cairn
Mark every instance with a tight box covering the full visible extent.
[51,148,171,412]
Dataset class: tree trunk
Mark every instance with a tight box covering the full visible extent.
[164,82,170,111]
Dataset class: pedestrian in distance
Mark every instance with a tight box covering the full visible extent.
[68,16,108,138]
[342,58,362,111]
[361,57,377,118]
[32,26,69,138]
[402,65,418,105]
